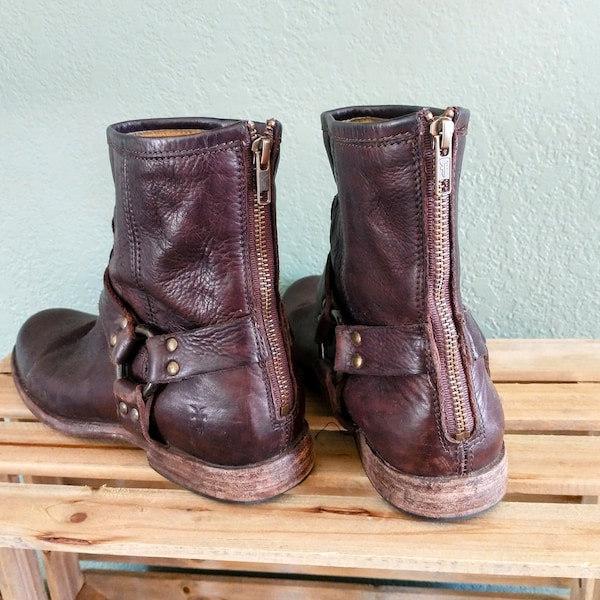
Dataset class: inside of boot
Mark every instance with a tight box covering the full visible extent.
[131,129,206,137]
[343,117,389,123]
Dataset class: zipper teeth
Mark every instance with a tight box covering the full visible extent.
[432,183,471,440]
[253,188,292,415]
[248,121,292,417]
[426,108,473,442]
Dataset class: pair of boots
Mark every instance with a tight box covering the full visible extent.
[12,105,507,520]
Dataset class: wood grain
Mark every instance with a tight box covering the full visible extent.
[488,339,600,382]
[0,482,599,579]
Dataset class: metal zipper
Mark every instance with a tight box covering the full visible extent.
[246,120,292,416]
[424,108,474,442]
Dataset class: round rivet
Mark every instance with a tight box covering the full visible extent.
[118,401,128,415]
[352,353,364,369]
[166,360,180,376]
[351,331,362,346]
[109,333,117,347]
[130,408,140,421]
[119,317,128,330]
[165,337,178,352]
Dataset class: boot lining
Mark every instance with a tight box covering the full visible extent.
[343,117,389,123]
[132,129,206,138]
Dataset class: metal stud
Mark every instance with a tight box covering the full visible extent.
[350,331,362,346]
[130,408,140,421]
[166,360,180,376]
[165,337,178,352]
[109,334,117,347]
[118,401,128,415]
[119,317,128,330]
[352,353,364,369]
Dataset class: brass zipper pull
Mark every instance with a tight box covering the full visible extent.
[251,121,275,205]
[428,109,455,199]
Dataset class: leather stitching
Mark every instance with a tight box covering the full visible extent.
[325,130,416,144]
[107,139,241,159]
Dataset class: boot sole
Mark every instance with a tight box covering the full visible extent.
[357,431,508,520]
[11,351,315,503]
[148,428,314,503]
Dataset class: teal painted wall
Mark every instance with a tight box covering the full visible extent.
[1,0,599,353]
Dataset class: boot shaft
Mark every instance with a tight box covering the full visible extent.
[321,105,469,327]
[105,118,295,420]
[319,104,496,445]
[107,118,279,331]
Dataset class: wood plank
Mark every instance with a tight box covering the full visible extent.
[488,340,600,383]
[1,428,598,498]
[498,383,600,432]
[0,483,598,578]
[82,569,568,600]
[0,421,129,448]
[571,578,600,600]
[0,375,33,421]
[0,547,47,600]
[43,550,84,600]
[4,377,600,435]
[80,554,575,591]
[506,435,600,497]
[0,444,160,482]
[0,356,10,375]
[76,583,110,600]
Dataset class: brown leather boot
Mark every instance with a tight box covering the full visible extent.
[12,117,314,502]
[284,105,507,519]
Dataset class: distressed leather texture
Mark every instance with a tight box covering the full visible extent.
[284,105,505,478]
[13,117,305,469]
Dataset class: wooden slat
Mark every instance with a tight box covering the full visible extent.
[0,356,11,375]
[80,555,576,593]
[0,438,594,499]
[0,423,600,496]
[488,339,600,383]
[0,547,48,600]
[77,583,110,600]
[3,340,599,381]
[0,483,599,579]
[82,570,568,600]
[0,444,160,482]
[0,375,33,420]
[506,435,600,497]
[0,425,598,498]
[498,383,600,432]
[0,421,128,448]
[571,578,600,600]
[1,341,598,404]
[43,550,84,600]
[2,379,599,436]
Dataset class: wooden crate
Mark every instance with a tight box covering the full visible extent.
[0,340,598,600]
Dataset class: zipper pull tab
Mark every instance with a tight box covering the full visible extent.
[252,133,273,205]
[428,109,455,198]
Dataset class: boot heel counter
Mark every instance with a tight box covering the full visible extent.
[150,362,298,467]
[459,310,506,473]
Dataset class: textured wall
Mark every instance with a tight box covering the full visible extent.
[1,0,599,354]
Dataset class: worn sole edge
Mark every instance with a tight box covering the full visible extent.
[11,351,315,503]
[356,431,508,520]
[149,427,315,503]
